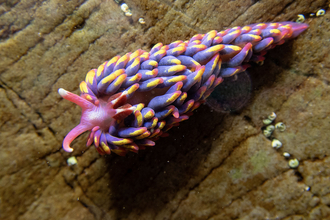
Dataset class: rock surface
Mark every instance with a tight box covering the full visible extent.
[0,0,329,219]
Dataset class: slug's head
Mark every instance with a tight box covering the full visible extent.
[58,88,134,153]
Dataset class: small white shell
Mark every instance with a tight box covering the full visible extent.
[266,125,275,132]
[316,9,325,17]
[67,156,78,166]
[139,18,146,24]
[121,3,129,13]
[125,11,132,17]
[256,60,264,66]
[275,122,286,131]
[272,139,282,149]
[288,158,299,168]
[296,14,305,23]
[283,152,291,158]
[263,118,272,125]
[268,112,277,121]
[263,129,272,137]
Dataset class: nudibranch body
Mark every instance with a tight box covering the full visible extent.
[59,22,308,156]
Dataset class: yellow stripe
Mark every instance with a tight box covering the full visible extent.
[207,30,217,40]
[146,70,155,76]
[180,93,187,102]
[228,29,241,37]
[154,49,166,56]
[242,26,251,32]
[193,44,206,49]
[129,73,139,82]
[85,70,95,85]
[106,56,119,67]
[129,49,141,61]
[228,45,241,52]
[211,55,219,69]
[153,43,163,49]
[85,95,93,101]
[252,35,262,41]
[131,57,140,68]
[192,40,201,45]
[97,63,105,77]
[102,69,124,84]
[149,60,158,67]
[136,103,145,111]
[207,44,224,53]
[150,118,157,128]
[164,109,173,117]
[140,52,149,59]
[135,131,150,140]
[194,67,205,80]
[172,46,185,53]
[114,74,127,86]
[158,121,166,130]
[130,128,145,136]
[117,54,129,65]
[270,29,281,34]
[183,102,194,113]
[94,136,99,145]
[136,111,143,126]
[255,23,266,28]
[79,81,89,93]
[168,75,186,83]
[101,143,110,154]
[112,138,132,145]
[168,65,185,72]
[127,84,139,95]
[144,110,154,119]
[146,78,161,88]
[161,45,169,50]
[166,92,181,103]
[171,59,181,65]
[172,40,182,44]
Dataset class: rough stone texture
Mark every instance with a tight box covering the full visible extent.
[0,0,329,219]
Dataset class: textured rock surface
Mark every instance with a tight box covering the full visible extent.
[0,0,329,219]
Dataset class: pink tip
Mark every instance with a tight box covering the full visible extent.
[291,23,309,38]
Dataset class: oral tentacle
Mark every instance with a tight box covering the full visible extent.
[62,123,92,152]
[58,88,95,110]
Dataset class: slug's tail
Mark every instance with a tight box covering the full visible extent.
[276,22,309,38]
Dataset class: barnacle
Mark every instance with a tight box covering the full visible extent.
[283,152,290,158]
[316,9,325,17]
[272,139,282,149]
[288,159,299,168]
[263,118,272,125]
[139,18,146,24]
[275,122,286,131]
[296,14,305,23]
[266,125,275,132]
[67,156,78,166]
[263,129,272,138]
[268,112,276,121]
[120,3,129,13]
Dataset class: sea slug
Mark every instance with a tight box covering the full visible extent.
[58,22,308,156]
